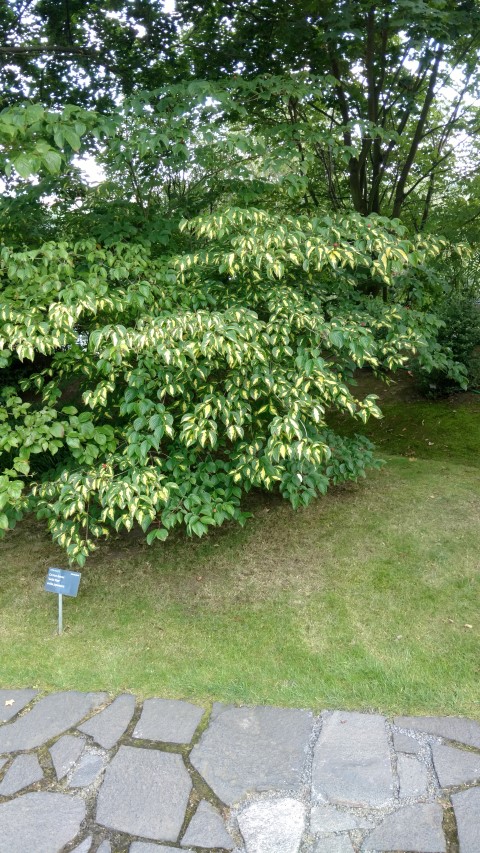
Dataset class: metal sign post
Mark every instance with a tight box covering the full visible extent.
[44,568,81,635]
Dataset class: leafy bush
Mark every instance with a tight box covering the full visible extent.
[412,296,480,396]
[0,209,466,564]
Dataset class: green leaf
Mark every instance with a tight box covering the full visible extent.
[62,127,82,151]
[329,330,344,348]
[53,128,65,148]
[156,528,168,541]
[146,528,168,544]
[12,153,37,178]
[42,149,62,174]
[25,104,45,124]
[191,521,207,537]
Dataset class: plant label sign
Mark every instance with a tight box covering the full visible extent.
[44,568,81,635]
[45,568,81,597]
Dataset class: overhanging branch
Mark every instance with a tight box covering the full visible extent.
[0,43,117,72]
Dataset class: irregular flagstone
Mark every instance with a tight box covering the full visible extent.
[310,803,372,834]
[362,803,446,852]
[397,753,429,798]
[49,734,86,780]
[79,693,136,749]
[3,691,478,853]
[181,799,234,849]
[133,698,203,744]
[451,788,480,853]
[68,750,106,787]
[0,691,107,752]
[0,753,43,795]
[210,701,234,720]
[190,705,313,806]
[313,837,355,853]
[96,745,192,841]
[312,712,394,808]
[0,689,38,723]
[0,791,85,852]
[394,715,480,749]
[70,837,92,852]
[238,797,306,853]
[393,731,422,754]
[432,743,480,787]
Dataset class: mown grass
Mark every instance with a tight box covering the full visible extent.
[1,375,479,716]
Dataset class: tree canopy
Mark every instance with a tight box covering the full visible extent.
[179,0,480,221]
[0,1,179,107]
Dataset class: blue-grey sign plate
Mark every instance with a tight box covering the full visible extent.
[44,568,81,597]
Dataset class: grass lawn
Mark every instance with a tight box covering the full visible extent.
[1,374,479,717]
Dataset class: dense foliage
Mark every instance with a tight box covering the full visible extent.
[0,204,465,563]
[413,296,480,395]
[0,1,478,562]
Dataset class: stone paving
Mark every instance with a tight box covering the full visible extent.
[0,690,479,852]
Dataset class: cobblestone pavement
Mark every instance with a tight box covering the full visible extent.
[0,690,479,852]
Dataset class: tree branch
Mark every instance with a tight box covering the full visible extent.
[0,43,117,71]
[392,46,444,218]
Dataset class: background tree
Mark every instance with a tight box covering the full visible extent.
[2,1,480,231]
[0,0,181,108]
[178,0,480,224]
